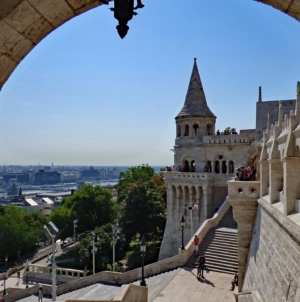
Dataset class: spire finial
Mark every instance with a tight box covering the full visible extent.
[258,86,262,102]
[194,58,197,63]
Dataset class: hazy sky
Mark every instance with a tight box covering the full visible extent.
[1,0,300,166]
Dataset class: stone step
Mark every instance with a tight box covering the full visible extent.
[204,235,238,243]
[201,241,237,249]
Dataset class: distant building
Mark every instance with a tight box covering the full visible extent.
[34,170,61,184]
[81,167,99,179]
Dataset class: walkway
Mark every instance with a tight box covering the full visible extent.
[153,267,235,302]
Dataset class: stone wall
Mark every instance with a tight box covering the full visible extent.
[211,186,227,217]
[243,198,300,301]
[255,100,295,141]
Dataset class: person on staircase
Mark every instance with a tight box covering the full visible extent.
[197,254,206,278]
[230,272,238,291]
[193,235,200,256]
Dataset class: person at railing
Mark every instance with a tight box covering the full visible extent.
[246,166,256,181]
[177,165,181,172]
[216,129,220,135]
[233,166,245,181]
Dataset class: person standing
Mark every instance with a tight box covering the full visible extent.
[38,285,44,302]
[193,235,200,256]
[198,254,206,278]
[230,272,238,291]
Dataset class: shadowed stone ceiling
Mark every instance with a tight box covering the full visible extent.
[0,0,299,90]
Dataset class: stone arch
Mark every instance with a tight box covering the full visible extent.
[184,160,190,172]
[229,160,234,173]
[205,161,212,172]
[214,160,220,173]
[191,160,195,172]
[207,124,213,135]
[177,124,181,137]
[222,160,227,174]
[193,124,199,136]
[0,1,300,90]
[184,124,189,136]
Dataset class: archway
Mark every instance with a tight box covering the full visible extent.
[0,0,300,90]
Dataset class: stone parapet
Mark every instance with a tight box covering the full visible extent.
[227,180,260,199]
[163,171,214,182]
[227,180,259,292]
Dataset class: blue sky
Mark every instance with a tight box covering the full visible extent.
[1,0,300,166]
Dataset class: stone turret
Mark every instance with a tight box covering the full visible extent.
[175,59,216,143]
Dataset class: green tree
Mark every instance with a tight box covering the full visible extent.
[116,165,166,248]
[0,205,47,260]
[51,185,118,240]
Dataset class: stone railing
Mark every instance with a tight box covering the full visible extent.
[227,180,260,199]
[238,290,263,302]
[22,263,86,285]
[203,134,252,145]
[163,171,214,181]
[5,199,231,302]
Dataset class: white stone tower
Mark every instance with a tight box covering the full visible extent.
[174,58,216,172]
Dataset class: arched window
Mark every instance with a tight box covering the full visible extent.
[205,161,212,172]
[184,160,190,172]
[193,124,199,136]
[207,124,213,135]
[214,161,220,174]
[191,160,195,172]
[222,161,227,174]
[229,161,234,173]
[184,125,189,136]
[177,124,181,137]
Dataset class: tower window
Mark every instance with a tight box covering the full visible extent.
[229,161,234,173]
[193,124,199,136]
[215,161,220,174]
[184,125,189,136]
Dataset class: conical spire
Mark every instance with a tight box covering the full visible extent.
[177,58,215,117]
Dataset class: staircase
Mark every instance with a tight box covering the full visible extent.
[186,207,238,275]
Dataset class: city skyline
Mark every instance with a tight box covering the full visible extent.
[1,0,300,165]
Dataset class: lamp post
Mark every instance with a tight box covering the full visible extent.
[3,255,8,295]
[26,259,29,288]
[111,223,120,272]
[44,221,59,301]
[140,234,147,287]
[180,216,185,250]
[109,0,145,39]
[187,205,198,238]
[91,232,98,275]
[73,219,78,245]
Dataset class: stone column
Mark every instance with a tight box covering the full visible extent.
[259,159,269,197]
[268,159,283,204]
[202,184,210,219]
[282,157,300,215]
[227,197,258,292]
[176,186,182,220]
[167,184,174,222]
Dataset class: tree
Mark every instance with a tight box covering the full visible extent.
[51,185,118,240]
[0,205,47,260]
[116,165,166,247]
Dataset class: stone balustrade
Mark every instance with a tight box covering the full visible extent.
[25,263,86,278]
[228,180,260,199]
[203,134,251,145]
[163,171,214,181]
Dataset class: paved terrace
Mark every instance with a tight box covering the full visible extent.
[2,266,235,302]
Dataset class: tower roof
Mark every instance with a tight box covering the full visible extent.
[177,58,215,118]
